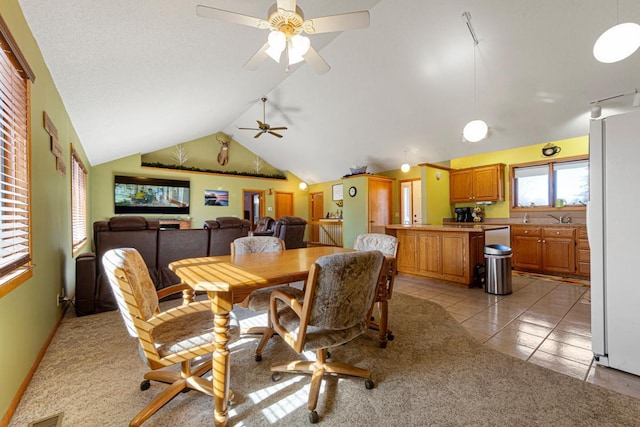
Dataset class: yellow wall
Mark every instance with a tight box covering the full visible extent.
[450,136,589,218]
[0,1,91,419]
[423,166,452,225]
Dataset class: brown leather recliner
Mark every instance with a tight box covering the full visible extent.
[273,216,308,249]
[250,216,276,236]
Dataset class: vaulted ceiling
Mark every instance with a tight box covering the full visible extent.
[18,0,640,183]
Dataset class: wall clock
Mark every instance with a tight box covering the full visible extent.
[348,186,357,197]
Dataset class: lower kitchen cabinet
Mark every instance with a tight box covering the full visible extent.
[389,226,488,287]
[576,228,591,276]
[511,225,587,278]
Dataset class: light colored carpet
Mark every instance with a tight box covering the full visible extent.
[9,293,640,426]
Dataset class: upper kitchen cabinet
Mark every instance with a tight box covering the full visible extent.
[449,163,505,203]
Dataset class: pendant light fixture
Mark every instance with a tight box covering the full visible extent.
[401,148,410,173]
[462,12,488,143]
[593,0,640,63]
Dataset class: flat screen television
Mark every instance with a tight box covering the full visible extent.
[114,175,190,215]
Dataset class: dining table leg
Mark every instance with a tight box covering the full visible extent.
[208,290,233,427]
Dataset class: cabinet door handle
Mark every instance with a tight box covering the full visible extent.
[524,230,529,234]
[538,239,541,243]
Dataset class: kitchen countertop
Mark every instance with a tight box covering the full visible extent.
[385,224,509,233]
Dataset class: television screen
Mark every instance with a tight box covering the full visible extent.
[114,175,190,215]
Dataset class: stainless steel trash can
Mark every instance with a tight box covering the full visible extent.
[484,244,512,295]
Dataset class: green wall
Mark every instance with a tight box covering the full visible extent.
[0,1,91,419]
[92,146,309,229]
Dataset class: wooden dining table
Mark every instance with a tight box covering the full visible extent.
[169,246,353,426]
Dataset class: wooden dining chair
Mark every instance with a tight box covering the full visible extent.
[268,250,384,424]
[102,247,239,427]
[353,233,399,347]
[231,236,305,361]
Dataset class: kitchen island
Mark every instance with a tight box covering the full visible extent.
[385,224,508,287]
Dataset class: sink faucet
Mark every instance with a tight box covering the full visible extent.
[547,214,571,223]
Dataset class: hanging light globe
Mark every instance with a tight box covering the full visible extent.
[593,22,640,63]
[401,163,411,173]
[463,119,488,142]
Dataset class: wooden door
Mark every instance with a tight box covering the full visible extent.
[309,192,324,242]
[418,233,441,274]
[242,189,265,230]
[397,231,417,272]
[441,234,466,279]
[449,169,473,203]
[512,236,541,270]
[542,238,576,273]
[274,191,294,219]
[473,164,504,202]
[368,178,392,234]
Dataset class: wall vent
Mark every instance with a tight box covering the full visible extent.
[28,413,63,427]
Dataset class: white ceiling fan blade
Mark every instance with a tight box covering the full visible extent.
[303,11,370,35]
[303,46,330,74]
[196,5,268,29]
[276,0,297,16]
[243,42,270,71]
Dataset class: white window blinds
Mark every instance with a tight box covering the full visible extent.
[71,147,87,253]
[0,16,33,278]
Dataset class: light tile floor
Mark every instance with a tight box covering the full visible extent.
[393,272,640,400]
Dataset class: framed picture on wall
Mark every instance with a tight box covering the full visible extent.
[204,190,229,206]
[332,184,343,201]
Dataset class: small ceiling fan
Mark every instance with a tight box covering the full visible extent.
[238,97,288,139]
[196,0,370,74]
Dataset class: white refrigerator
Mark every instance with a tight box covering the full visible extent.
[589,109,640,376]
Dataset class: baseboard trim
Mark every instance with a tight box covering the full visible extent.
[1,298,71,426]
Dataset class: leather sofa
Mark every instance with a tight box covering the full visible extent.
[75,216,250,316]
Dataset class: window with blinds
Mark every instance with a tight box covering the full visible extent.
[0,14,35,294]
[71,146,87,254]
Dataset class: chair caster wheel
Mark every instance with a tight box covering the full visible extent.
[365,378,375,389]
[272,372,281,382]
[309,410,319,424]
[255,354,262,362]
[181,388,191,393]
[140,380,151,391]
[370,316,375,321]
[388,333,395,341]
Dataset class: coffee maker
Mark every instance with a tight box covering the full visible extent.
[455,207,473,222]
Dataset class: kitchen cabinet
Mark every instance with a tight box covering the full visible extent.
[450,163,505,203]
[511,225,586,277]
[576,227,590,276]
[387,225,495,287]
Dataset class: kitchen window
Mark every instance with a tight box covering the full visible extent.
[71,146,88,255]
[511,156,588,210]
[0,15,35,298]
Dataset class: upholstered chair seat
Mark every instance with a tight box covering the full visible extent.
[231,236,305,361]
[268,250,384,424]
[353,233,399,347]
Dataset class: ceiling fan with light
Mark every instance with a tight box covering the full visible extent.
[196,0,370,74]
[239,97,288,139]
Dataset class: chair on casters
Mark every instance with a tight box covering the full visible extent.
[102,247,239,427]
[268,250,384,424]
[231,236,305,361]
[353,233,399,348]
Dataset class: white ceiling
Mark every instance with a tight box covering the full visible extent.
[17,0,640,183]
